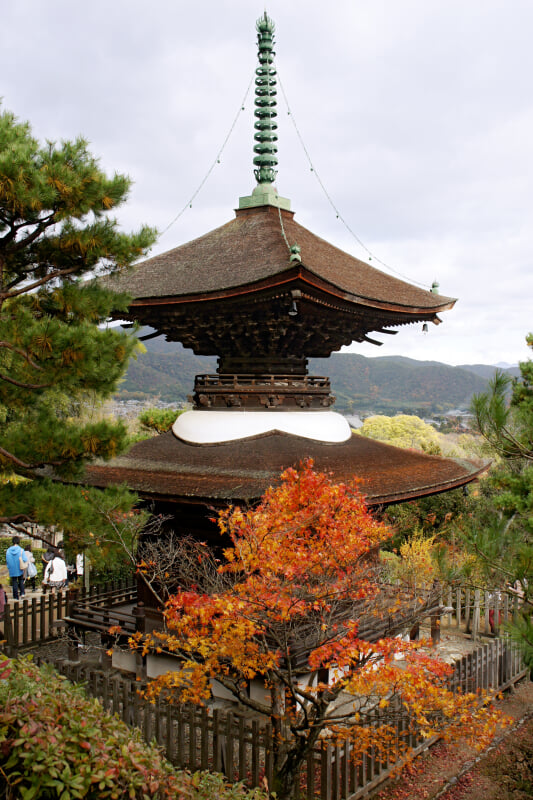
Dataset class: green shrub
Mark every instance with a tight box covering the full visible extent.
[0,656,269,800]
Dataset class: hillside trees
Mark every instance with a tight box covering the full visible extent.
[133,461,504,800]
[358,414,442,454]
[0,106,156,545]
[468,333,533,663]
[138,407,183,434]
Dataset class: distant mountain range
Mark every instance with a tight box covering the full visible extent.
[115,330,520,415]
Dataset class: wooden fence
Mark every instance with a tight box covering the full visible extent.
[439,585,521,641]
[34,636,528,800]
[1,582,522,656]
[0,580,136,654]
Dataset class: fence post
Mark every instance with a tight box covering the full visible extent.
[465,588,471,633]
[264,722,273,794]
[447,586,453,627]
[430,613,441,645]
[320,742,332,800]
[67,586,79,617]
[12,602,20,655]
[21,597,29,646]
[503,593,510,626]
[67,623,80,663]
[132,601,146,679]
[213,709,223,773]
[504,637,512,686]
[133,601,146,634]
[493,593,501,636]
[251,719,260,788]
[472,589,480,643]
[2,605,16,657]
[484,591,491,635]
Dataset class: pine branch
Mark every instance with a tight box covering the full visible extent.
[2,519,55,548]
[0,513,34,524]
[0,445,67,471]
[0,265,80,301]
[0,372,52,389]
[0,340,44,371]
[0,211,56,253]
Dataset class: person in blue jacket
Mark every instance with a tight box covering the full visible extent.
[5,536,28,600]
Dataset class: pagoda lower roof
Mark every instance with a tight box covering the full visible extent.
[108,205,454,316]
[81,430,485,507]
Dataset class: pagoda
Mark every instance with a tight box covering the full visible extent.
[85,14,484,540]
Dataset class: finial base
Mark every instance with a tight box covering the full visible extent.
[238,183,291,211]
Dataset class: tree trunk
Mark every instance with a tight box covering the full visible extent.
[271,708,324,800]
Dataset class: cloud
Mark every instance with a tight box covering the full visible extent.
[1,0,532,365]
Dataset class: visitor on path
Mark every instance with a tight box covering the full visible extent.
[5,536,28,600]
[23,545,38,592]
[44,552,68,592]
[41,546,56,591]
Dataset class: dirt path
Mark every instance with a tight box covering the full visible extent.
[373,679,533,800]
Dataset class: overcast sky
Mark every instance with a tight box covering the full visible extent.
[2,0,532,366]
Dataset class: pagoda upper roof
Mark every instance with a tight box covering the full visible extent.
[110,205,454,315]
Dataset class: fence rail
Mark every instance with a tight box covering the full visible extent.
[33,636,528,800]
[1,581,522,656]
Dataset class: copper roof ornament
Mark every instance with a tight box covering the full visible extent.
[89,14,485,509]
[239,12,291,211]
[253,13,278,185]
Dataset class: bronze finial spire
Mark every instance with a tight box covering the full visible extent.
[253,12,278,184]
[239,13,290,210]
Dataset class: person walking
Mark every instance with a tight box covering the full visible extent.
[44,551,68,592]
[5,536,28,600]
[41,546,56,593]
[24,545,38,592]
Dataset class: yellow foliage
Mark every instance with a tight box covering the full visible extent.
[396,530,438,587]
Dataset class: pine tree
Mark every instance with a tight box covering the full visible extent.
[470,333,533,664]
[0,106,156,546]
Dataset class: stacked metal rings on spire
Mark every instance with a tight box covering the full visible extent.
[253,13,278,185]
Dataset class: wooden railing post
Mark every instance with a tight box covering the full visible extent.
[67,586,79,617]
[67,623,80,663]
[133,601,146,634]
[12,602,20,656]
[2,604,15,656]
[131,601,146,679]
[472,589,480,643]
[493,593,501,636]
[430,613,441,645]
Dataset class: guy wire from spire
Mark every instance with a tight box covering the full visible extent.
[161,74,255,237]
[277,203,292,253]
[277,72,431,290]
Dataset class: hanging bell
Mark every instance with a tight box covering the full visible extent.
[422,323,428,334]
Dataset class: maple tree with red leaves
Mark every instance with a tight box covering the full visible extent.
[133,461,505,800]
